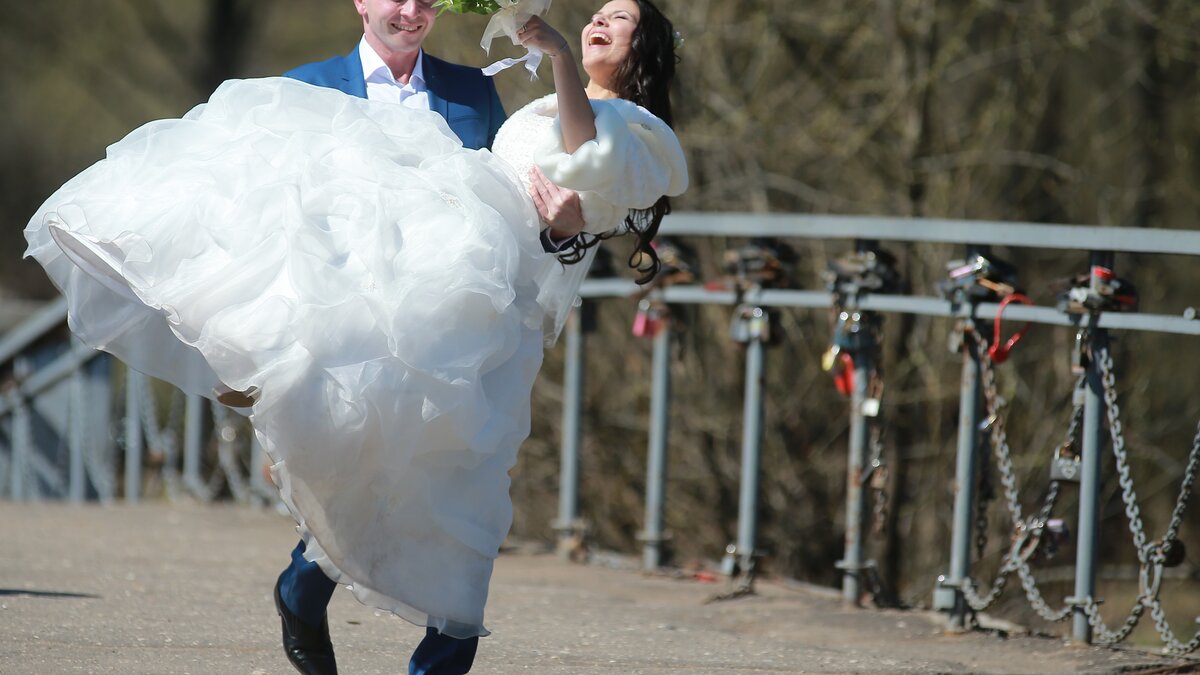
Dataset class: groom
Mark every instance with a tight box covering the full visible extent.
[274,1,583,674]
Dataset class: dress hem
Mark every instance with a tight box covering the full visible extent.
[259,428,493,640]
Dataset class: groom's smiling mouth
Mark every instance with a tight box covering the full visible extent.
[392,23,422,33]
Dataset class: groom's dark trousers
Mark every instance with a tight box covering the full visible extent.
[279,542,479,675]
[277,47,506,674]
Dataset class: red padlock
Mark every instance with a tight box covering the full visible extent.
[632,299,664,338]
[833,352,855,396]
[988,293,1033,364]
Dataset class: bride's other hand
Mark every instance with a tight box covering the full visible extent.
[516,15,570,59]
[529,166,585,240]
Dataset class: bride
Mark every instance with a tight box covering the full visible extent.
[24,0,685,653]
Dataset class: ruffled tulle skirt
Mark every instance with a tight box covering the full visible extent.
[24,77,549,637]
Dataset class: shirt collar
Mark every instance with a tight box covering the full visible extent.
[358,36,425,89]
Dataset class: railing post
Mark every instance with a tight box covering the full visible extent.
[734,307,767,575]
[87,355,116,503]
[554,303,588,548]
[936,244,989,626]
[10,357,32,500]
[124,368,143,504]
[641,314,672,570]
[938,320,983,625]
[840,332,874,605]
[1072,251,1111,643]
[68,346,87,503]
[183,393,205,497]
[836,239,884,606]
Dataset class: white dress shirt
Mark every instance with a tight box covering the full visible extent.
[359,37,430,110]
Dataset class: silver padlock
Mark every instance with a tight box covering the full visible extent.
[747,307,769,341]
[729,307,751,343]
[947,325,964,354]
[720,543,740,577]
[869,460,889,489]
[1049,446,1081,483]
[861,397,881,417]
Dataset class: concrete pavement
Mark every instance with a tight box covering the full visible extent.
[2,502,1196,674]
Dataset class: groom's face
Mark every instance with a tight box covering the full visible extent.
[355,0,437,56]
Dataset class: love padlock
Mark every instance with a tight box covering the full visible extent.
[1049,445,1081,483]
[833,352,855,396]
[989,293,1033,364]
[632,299,663,338]
[821,345,840,372]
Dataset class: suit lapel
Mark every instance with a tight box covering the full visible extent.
[423,53,450,123]
[340,48,368,99]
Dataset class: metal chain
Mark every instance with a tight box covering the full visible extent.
[1164,415,1200,545]
[1077,335,1155,644]
[869,414,889,537]
[962,329,1022,611]
[972,327,995,562]
[1150,412,1200,655]
[1085,338,1200,654]
[960,329,1079,620]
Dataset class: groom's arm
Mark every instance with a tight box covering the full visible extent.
[485,81,506,150]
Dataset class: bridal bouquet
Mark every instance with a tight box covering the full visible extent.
[433,0,502,15]
[435,0,554,78]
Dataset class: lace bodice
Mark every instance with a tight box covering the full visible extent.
[491,96,558,196]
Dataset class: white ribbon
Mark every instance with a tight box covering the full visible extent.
[479,0,553,79]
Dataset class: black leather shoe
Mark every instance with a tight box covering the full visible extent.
[274,576,338,675]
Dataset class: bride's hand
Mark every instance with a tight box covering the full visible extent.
[529,166,585,240]
[516,16,570,58]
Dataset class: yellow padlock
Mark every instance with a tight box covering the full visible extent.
[821,345,840,372]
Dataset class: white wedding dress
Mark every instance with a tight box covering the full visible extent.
[23,77,687,638]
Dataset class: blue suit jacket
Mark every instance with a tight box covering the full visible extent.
[283,48,506,151]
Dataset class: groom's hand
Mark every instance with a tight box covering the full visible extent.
[529,166,585,243]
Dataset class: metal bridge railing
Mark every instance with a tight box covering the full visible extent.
[2,211,1198,654]
[557,212,1200,653]
[0,303,270,506]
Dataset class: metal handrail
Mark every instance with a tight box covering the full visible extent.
[578,282,1200,336]
[658,212,1200,256]
[0,296,67,365]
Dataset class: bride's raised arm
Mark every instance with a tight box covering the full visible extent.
[516,16,597,153]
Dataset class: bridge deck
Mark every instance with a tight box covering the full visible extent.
[2,503,1193,674]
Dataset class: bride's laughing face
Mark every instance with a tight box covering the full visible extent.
[581,0,641,87]
[355,0,437,57]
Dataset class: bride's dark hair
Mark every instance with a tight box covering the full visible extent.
[557,0,678,284]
